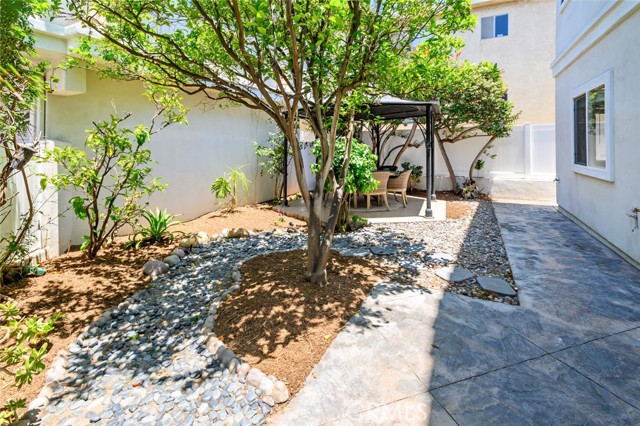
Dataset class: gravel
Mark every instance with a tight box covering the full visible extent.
[31,199,515,426]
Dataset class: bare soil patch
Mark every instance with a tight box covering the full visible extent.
[173,204,306,236]
[214,250,387,399]
[0,204,303,415]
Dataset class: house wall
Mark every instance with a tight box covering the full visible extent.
[458,0,556,125]
[46,71,279,248]
[553,1,640,265]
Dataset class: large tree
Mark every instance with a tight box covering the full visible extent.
[384,46,519,192]
[0,0,59,284]
[67,0,473,285]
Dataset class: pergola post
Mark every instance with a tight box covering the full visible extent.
[425,106,433,217]
[430,107,436,201]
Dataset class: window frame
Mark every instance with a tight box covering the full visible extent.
[480,14,509,40]
[570,70,614,182]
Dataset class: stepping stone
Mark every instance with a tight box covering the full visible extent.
[338,247,371,257]
[477,276,517,296]
[435,266,475,283]
[397,257,426,273]
[401,244,429,255]
[370,246,398,256]
[426,252,454,263]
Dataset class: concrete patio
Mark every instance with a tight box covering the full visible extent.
[275,195,446,224]
[272,203,640,425]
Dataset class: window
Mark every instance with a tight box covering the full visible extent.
[481,14,508,39]
[571,71,613,181]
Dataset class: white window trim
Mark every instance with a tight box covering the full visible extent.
[570,69,614,182]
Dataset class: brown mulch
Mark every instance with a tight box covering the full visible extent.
[173,204,306,236]
[214,250,388,399]
[0,204,305,415]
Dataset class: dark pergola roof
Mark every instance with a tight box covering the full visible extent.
[295,95,440,121]
[354,95,440,121]
[284,95,439,217]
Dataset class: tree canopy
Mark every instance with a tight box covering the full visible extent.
[384,45,520,191]
[67,0,475,284]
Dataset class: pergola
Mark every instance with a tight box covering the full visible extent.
[283,96,440,217]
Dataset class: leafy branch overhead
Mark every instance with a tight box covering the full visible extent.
[384,47,520,192]
[67,0,475,285]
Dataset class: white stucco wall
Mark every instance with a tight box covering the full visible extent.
[46,71,277,248]
[553,1,640,265]
[459,0,556,124]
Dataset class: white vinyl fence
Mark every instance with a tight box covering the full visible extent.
[366,123,556,200]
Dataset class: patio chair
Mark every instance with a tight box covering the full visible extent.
[353,171,391,211]
[387,170,411,208]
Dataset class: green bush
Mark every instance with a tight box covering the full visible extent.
[254,132,294,203]
[126,208,182,249]
[312,138,378,231]
[41,113,169,258]
[401,161,424,191]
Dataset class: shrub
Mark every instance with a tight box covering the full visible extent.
[125,208,181,249]
[312,138,378,231]
[42,112,169,258]
[401,161,423,191]
[254,132,294,203]
[210,166,251,213]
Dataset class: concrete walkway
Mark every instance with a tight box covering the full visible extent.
[272,203,640,425]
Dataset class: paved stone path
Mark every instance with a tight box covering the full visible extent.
[273,203,640,425]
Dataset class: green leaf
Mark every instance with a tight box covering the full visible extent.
[70,197,88,220]
[80,235,91,251]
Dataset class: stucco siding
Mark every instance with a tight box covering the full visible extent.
[460,0,556,124]
[47,71,277,248]
[555,9,640,264]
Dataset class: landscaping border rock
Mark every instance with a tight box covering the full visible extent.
[201,250,293,406]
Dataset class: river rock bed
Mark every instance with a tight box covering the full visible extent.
[29,200,514,425]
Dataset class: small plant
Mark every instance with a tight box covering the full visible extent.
[126,208,182,249]
[459,179,478,200]
[41,107,183,258]
[348,214,368,231]
[401,162,424,191]
[0,301,62,424]
[210,166,251,212]
[254,132,294,203]
[474,159,486,179]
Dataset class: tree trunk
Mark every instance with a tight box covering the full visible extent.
[391,122,419,166]
[436,133,458,192]
[468,136,497,182]
[306,175,345,286]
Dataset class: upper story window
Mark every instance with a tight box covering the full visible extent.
[481,14,509,39]
[572,70,614,181]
